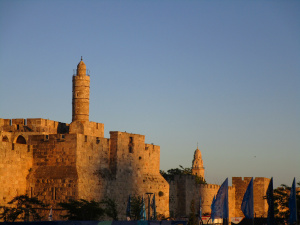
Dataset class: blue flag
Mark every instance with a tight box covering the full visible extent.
[126,195,131,219]
[266,177,275,225]
[199,196,202,220]
[48,206,53,221]
[211,178,229,222]
[289,178,297,224]
[140,196,146,220]
[241,177,254,219]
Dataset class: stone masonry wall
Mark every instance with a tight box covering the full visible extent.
[0,140,33,206]
[69,121,104,137]
[76,134,110,201]
[27,134,79,206]
[169,175,235,219]
[108,131,169,219]
[232,177,270,218]
[0,118,69,134]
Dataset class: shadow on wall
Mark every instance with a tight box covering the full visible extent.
[57,123,69,134]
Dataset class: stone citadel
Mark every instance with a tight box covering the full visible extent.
[0,59,270,221]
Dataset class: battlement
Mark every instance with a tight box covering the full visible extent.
[0,118,69,134]
[200,183,235,191]
[232,177,270,186]
[170,174,234,190]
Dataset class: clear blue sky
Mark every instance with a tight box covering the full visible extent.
[0,0,299,188]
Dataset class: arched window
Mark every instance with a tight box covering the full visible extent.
[16,135,26,144]
[2,136,9,142]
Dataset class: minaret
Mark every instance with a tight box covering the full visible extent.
[192,147,205,179]
[72,57,90,122]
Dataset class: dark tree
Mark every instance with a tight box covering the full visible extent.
[0,194,47,222]
[130,195,144,220]
[160,165,206,184]
[188,199,198,225]
[273,182,300,221]
[58,199,105,221]
[101,198,119,220]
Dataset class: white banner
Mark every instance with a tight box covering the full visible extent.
[231,217,244,224]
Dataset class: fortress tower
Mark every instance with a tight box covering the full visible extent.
[192,147,205,179]
[72,57,90,122]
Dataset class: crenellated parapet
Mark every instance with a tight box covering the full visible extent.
[169,174,235,219]
[0,118,69,134]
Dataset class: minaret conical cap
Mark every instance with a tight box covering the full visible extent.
[77,57,86,76]
[194,147,202,158]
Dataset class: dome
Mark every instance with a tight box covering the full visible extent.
[194,147,202,159]
[77,57,86,76]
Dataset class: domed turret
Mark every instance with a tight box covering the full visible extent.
[76,57,87,76]
[194,147,202,159]
[192,147,205,179]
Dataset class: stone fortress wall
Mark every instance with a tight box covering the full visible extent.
[169,175,236,219]
[0,59,270,221]
[0,139,33,206]
[0,59,169,220]
[168,174,270,220]
[0,120,168,219]
[233,177,270,218]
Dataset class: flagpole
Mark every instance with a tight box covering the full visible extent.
[296,178,298,225]
[289,178,297,225]
[252,182,254,225]
[252,178,254,225]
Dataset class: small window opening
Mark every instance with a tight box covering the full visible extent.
[85,135,87,142]
[129,146,133,153]
[16,135,26,144]
[129,137,134,153]
[2,136,9,142]
[52,187,56,200]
